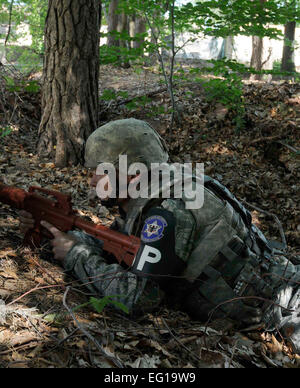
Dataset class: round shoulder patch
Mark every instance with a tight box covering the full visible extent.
[141,215,168,243]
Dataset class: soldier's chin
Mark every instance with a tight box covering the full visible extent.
[100,197,118,208]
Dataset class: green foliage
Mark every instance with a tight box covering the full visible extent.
[0,0,45,72]
[3,75,40,93]
[73,295,129,315]
[191,59,247,130]
[42,295,129,326]
[272,59,282,72]
[1,0,299,131]
[183,0,294,38]
[0,126,12,138]
[23,0,47,55]
[100,89,129,101]
[100,44,145,66]
[125,95,152,110]
[89,296,129,314]
[4,45,42,73]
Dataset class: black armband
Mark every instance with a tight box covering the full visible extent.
[132,207,185,287]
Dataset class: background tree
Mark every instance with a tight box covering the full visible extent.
[107,0,119,47]
[37,0,101,167]
[280,0,299,73]
[132,16,146,51]
[250,0,266,80]
[22,0,48,56]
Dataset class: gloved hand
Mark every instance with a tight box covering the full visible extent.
[40,221,78,262]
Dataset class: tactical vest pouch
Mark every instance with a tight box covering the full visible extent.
[187,233,273,322]
[183,213,237,281]
[204,175,274,256]
[187,268,263,324]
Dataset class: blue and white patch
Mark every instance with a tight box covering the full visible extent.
[141,215,168,243]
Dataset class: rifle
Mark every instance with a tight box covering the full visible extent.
[0,183,140,267]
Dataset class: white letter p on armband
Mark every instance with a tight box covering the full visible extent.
[136,245,161,271]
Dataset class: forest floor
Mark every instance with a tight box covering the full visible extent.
[0,64,299,368]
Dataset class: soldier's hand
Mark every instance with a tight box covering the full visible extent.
[19,210,35,234]
[41,221,78,262]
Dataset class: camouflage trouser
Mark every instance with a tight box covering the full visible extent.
[64,231,164,315]
[262,255,300,354]
[185,254,300,354]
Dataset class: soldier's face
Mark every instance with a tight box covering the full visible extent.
[89,170,133,206]
[90,172,105,188]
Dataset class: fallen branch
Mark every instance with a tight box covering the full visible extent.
[277,141,299,154]
[116,86,168,107]
[248,134,283,145]
[62,286,124,368]
[99,86,168,117]
[161,317,203,364]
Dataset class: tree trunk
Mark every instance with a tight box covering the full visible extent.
[38,0,101,167]
[107,0,119,47]
[224,36,234,59]
[147,10,160,65]
[281,21,296,73]
[250,35,263,80]
[117,11,130,67]
[250,0,266,81]
[132,17,146,52]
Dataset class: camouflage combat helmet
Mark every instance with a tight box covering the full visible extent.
[85,118,169,169]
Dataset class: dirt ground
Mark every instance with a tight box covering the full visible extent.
[0,64,299,368]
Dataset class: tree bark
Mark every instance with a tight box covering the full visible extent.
[250,35,263,80]
[107,0,119,47]
[117,10,130,67]
[281,21,296,73]
[250,0,266,81]
[224,36,234,59]
[38,0,101,167]
[132,17,146,52]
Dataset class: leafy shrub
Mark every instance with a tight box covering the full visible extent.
[190,59,247,130]
[0,126,12,138]
[3,76,40,93]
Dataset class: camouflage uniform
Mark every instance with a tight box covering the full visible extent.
[64,183,300,354]
[63,118,300,353]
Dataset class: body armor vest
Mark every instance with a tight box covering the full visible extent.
[120,175,280,322]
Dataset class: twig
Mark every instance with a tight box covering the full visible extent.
[161,317,203,363]
[169,0,177,129]
[115,86,168,107]
[277,141,299,153]
[261,47,273,68]
[227,339,238,368]
[243,200,291,280]
[7,283,66,306]
[40,328,80,357]
[248,134,283,145]
[204,295,295,337]
[262,271,300,285]
[0,340,41,355]
[4,0,14,47]
[242,200,287,251]
[26,254,64,288]
[62,286,124,368]
[144,11,177,131]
